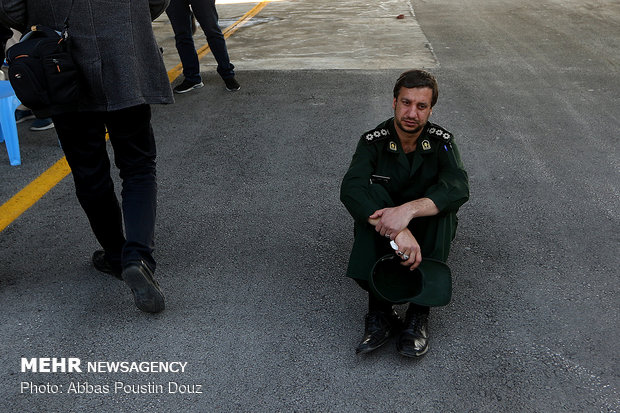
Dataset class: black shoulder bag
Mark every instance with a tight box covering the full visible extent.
[5,0,80,117]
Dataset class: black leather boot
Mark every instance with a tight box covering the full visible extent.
[92,250,122,280]
[356,310,400,354]
[397,305,429,357]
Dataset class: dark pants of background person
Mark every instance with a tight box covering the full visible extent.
[166,0,235,82]
[52,105,158,272]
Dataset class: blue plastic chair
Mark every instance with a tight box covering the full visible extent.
[0,80,22,166]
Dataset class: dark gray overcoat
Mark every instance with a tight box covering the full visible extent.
[0,0,173,111]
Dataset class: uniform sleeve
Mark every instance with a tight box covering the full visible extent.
[0,0,27,32]
[424,139,469,213]
[340,137,382,223]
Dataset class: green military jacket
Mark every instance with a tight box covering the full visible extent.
[340,118,469,281]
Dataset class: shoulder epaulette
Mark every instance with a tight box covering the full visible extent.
[426,124,453,143]
[362,127,391,144]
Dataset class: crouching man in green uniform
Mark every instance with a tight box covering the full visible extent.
[340,70,469,357]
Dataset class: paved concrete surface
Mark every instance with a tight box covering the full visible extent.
[154,0,436,71]
[1,0,619,412]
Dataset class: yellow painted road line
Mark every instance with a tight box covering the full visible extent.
[0,157,71,232]
[168,0,271,82]
[1,2,270,233]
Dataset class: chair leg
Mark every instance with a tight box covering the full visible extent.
[0,96,22,166]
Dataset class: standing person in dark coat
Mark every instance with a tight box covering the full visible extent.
[0,22,11,63]
[166,0,240,93]
[0,0,174,313]
[340,70,469,356]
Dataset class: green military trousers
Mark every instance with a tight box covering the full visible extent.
[346,183,458,284]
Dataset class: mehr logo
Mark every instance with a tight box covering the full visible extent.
[21,358,82,373]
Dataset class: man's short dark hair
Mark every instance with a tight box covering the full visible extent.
[393,69,438,107]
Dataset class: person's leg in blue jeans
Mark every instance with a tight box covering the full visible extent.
[166,0,203,85]
[189,0,235,80]
[167,0,240,91]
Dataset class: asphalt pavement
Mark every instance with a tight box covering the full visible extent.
[1,0,618,412]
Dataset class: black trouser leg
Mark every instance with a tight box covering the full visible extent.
[407,303,430,316]
[53,111,125,265]
[53,105,157,271]
[355,279,393,314]
[106,105,157,271]
[369,293,393,314]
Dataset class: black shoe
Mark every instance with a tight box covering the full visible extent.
[15,109,35,124]
[173,79,204,94]
[92,250,122,280]
[397,307,429,357]
[121,261,165,313]
[355,310,400,354]
[224,77,240,91]
[29,118,55,131]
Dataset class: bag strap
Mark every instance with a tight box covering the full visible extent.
[61,0,77,40]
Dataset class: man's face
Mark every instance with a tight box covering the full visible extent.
[392,87,433,136]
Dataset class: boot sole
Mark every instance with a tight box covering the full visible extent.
[122,265,165,313]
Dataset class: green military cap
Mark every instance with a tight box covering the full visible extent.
[369,255,452,307]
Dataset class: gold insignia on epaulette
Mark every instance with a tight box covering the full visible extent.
[421,140,431,151]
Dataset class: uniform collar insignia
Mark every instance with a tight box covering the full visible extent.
[388,141,398,152]
[426,124,452,143]
[364,127,390,144]
[421,139,431,151]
